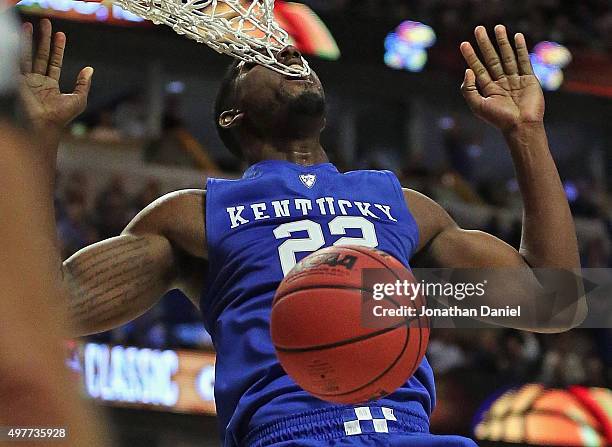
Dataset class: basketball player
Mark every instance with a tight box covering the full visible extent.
[0,11,104,446]
[20,17,586,447]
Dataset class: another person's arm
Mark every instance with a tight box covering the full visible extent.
[409,26,585,332]
[0,123,106,445]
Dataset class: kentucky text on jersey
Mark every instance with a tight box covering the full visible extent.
[226,198,398,229]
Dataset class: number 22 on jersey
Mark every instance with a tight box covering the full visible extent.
[273,216,378,276]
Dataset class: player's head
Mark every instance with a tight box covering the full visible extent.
[214,45,325,160]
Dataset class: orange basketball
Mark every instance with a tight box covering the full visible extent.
[271,245,429,404]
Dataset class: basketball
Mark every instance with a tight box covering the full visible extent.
[271,245,430,404]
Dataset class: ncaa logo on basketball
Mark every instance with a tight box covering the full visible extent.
[299,174,316,188]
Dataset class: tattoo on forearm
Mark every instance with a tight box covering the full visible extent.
[63,236,170,330]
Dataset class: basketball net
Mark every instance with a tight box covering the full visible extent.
[110,0,311,76]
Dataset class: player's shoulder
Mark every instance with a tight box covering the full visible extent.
[126,189,206,234]
[158,188,206,202]
[340,168,404,197]
[340,168,401,186]
[401,188,448,218]
[401,188,456,251]
[146,188,206,212]
[341,168,397,178]
[402,188,431,205]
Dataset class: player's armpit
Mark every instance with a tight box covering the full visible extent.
[404,189,586,332]
[124,189,207,305]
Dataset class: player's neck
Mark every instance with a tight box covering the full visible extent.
[248,137,328,166]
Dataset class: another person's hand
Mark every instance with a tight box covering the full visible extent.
[460,25,544,133]
[20,19,93,133]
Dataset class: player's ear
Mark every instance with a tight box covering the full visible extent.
[218,110,244,129]
[321,117,327,131]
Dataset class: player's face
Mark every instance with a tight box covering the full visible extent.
[234,46,325,126]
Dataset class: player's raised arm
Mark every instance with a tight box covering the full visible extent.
[458,25,579,270]
[408,25,586,332]
[17,20,208,336]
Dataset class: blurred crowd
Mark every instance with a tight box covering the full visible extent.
[74,91,220,172]
[305,0,612,52]
[429,328,610,390]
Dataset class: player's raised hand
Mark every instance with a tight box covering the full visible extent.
[460,25,544,133]
[19,19,93,131]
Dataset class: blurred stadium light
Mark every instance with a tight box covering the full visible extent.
[15,0,144,24]
[530,41,572,91]
[473,384,612,446]
[384,20,436,72]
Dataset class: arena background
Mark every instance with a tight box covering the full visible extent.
[11,1,612,446]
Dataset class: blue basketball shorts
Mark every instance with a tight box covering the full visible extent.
[243,405,478,446]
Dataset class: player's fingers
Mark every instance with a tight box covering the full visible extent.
[514,33,534,75]
[460,69,484,113]
[33,19,52,75]
[20,22,33,74]
[73,67,94,100]
[474,26,504,80]
[494,24,518,75]
[460,41,492,89]
[47,32,66,81]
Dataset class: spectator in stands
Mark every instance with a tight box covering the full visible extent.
[596,12,612,52]
[113,91,148,140]
[89,108,122,143]
[496,330,541,384]
[57,192,98,259]
[539,332,589,386]
[472,330,503,375]
[584,355,606,387]
[125,307,169,349]
[62,170,91,207]
[131,179,162,218]
[583,237,610,268]
[94,175,131,239]
[427,331,467,374]
[144,114,220,172]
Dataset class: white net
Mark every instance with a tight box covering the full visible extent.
[110,0,310,77]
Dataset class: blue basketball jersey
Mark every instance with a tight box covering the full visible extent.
[202,160,435,446]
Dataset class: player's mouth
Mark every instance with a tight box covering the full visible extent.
[284,63,312,82]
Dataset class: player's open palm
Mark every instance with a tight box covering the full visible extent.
[460,25,544,132]
[20,19,93,131]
